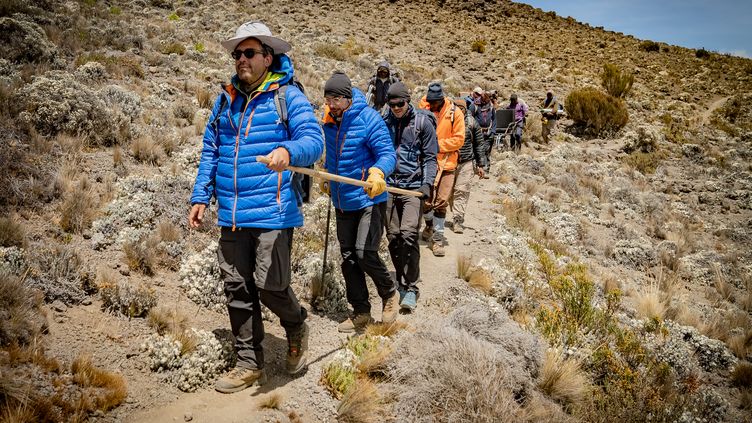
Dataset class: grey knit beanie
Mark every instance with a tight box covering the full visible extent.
[426,82,444,101]
[324,71,352,98]
[387,82,410,101]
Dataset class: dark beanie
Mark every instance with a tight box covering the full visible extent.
[387,81,410,101]
[426,82,444,101]
[324,71,352,98]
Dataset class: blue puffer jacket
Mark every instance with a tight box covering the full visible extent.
[190,55,324,229]
[322,88,396,211]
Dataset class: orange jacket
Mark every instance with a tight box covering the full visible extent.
[419,97,465,172]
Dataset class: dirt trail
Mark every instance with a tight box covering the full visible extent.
[700,95,730,125]
[126,175,500,423]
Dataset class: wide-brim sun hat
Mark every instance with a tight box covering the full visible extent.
[221,21,291,54]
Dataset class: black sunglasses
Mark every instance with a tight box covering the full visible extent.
[231,48,265,60]
[388,100,406,108]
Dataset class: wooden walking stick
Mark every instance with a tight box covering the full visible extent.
[255,156,423,197]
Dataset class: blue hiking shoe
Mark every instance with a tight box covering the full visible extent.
[400,291,417,311]
[398,289,406,304]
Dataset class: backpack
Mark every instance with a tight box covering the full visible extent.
[209,77,313,203]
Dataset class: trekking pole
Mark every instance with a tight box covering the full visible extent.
[255,156,423,197]
[320,200,332,292]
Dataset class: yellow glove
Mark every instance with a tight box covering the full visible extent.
[364,167,386,198]
[319,179,330,196]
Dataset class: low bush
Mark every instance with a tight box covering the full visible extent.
[0,17,57,63]
[565,88,628,136]
[313,43,349,61]
[471,39,487,53]
[600,63,634,98]
[638,40,660,52]
[99,280,157,317]
[160,42,186,55]
[696,48,711,59]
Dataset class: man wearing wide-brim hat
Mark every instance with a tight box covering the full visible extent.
[188,20,323,393]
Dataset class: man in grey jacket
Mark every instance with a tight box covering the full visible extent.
[382,82,438,311]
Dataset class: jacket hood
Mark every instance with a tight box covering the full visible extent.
[377,61,391,72]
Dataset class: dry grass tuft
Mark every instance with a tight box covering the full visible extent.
[147,305,188,336]
[713,264,733,301]
[258,392,284,410]
[157,220,181,243]
[337,378,383,423]
[364,321,407,338]
[123,238,158,276]
[71,354,128,411]
[538,348,588,406]
[0,272,47,346]
[112,145,124,168]
[59,176,99,233]
[196,87,212,109]
[727,330,752,359]
[0,215,25,248]
[456,254,473,280]
[173,329,198,356]
[468,269,493,295]
[130,136,163,165]
[732,362,752,388]
[355,344,392,378]
[634,283,666,321]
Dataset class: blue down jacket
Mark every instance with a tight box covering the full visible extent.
[322,88,396,211]
[190,55,324,229]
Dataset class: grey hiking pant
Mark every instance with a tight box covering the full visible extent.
[386,193,422,293]
[336,203,396,314]
[217,227,307,370]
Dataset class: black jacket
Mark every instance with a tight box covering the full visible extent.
[459,114,486,168]
[382,105,438,190]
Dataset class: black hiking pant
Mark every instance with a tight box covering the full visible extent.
[386,193,422,294]
[336,203,396,314]
[217,227,307,370]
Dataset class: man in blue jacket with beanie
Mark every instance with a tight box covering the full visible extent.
[320,71,399,333]
[188,21,323,393]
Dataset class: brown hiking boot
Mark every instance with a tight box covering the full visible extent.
[421,225,433,242]
[337,312,373,333]
[381,291,400,323]
[453,220,464,234]
[215,366,266,393]
[286,322,309,375]
[430,235,446,257]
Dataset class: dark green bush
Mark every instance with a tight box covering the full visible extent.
[696,48,711,59]
[565,88,629,136]
[601,63,634,98]
[638,40,660,52]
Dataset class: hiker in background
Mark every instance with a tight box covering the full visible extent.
[365,61,400,111]
[488,89,499,109]
[469,86,483,115]
[472,91,496,173]
[382,82,438,312]
[419,82,465,257]
[450,98,485,234]
[320,71,399,333]
[540,90,559,143]
[507,93,528,151]
[189,21,323,393]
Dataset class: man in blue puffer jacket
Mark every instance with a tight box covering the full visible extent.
[188,21,323,393]
[320,71,398,333]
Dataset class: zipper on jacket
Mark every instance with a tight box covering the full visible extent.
[232,92,259,231]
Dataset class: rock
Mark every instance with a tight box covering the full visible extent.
[183,412,193,422]
[51,300,67,312]
[120,268,130,276]
[81,297,93,306]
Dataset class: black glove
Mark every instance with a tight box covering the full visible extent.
[418,184,432,200]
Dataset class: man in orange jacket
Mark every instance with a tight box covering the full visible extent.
[419,82,465,257]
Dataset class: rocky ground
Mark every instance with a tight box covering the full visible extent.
[1,0,751,422]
